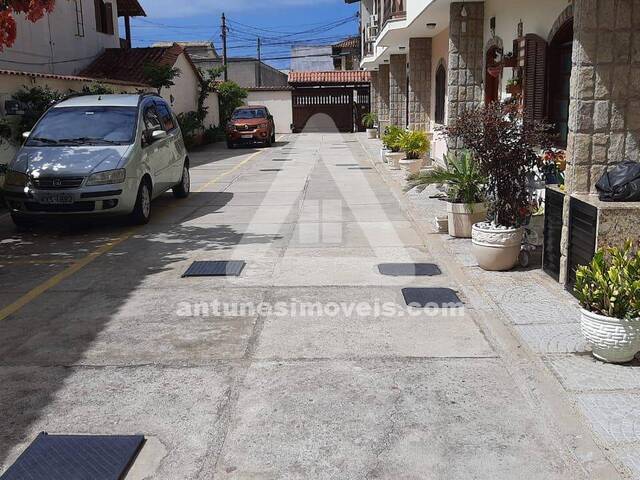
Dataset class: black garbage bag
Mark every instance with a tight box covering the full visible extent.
[595,161,640,202]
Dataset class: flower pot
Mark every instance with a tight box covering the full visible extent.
[386,152,404,170]
[399,158,421,175]
[580,309,640,363]
[380,148,391,163]
[447,203,487,238]
[471,223,523,271]
[366,128,377,139]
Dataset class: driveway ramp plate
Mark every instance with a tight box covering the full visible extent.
[378,263,442,276]
[182,260,246,277]
[0,432,144,480]
[401,288,463,308]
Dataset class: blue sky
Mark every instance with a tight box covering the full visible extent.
[124,0,360,70]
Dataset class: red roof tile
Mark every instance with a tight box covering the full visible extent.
[80,44,199,85]
[333,36,360,49]
[288,70,370,85]
[0,68,149,87]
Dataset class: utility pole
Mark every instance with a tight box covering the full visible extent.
[257,37,262,87]
[221,13,228,81]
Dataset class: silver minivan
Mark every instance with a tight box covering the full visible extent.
[1,93,190,227]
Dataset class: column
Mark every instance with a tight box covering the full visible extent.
[378,63,391,131]
[408,37,432,131]
[389,54,407,128]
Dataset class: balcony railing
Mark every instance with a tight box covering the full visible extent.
[382,0,406,25]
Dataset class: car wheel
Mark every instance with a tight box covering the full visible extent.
[265,134,272,148]
[130,180,152,225]
[11,213,34,230]
[173,162,190,198]
[271,132,276,143]
[227,140,235,149]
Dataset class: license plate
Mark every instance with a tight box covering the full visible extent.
[37,193,74,204]
[241,134,254,139]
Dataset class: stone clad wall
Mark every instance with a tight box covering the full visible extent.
[378,63,391,130]
[370,70,380,120]
[447,1,484,152]
[389,54,408,127]
[408,37,432,131]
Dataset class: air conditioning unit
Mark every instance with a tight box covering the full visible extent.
[367,25,379,38]
[370,14,379,27]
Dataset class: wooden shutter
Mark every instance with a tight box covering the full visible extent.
[522,34,547,124]
[94,0,103,33]
[104,2,114,34]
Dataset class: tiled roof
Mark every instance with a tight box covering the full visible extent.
[288,70,371,84]
[333,36,360,49]
[116,0,146,17]
[246,86,294,91]
[0,68,149,87]
[80,44,201,85]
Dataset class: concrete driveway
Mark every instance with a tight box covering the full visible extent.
[0,133,621,479]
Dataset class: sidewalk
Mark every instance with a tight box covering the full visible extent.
[357,133,640,480]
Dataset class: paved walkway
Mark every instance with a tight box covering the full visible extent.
[0,133,630,478]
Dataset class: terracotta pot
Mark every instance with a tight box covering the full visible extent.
[471,223,523,271]
[399,158,421,175]
[580,309,640,363]
[447,203,487,238]
[366,128,377,139]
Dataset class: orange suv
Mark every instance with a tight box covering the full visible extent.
[226,106,276,148]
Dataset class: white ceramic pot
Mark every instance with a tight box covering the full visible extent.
[386,152,404,170]
[366,128,377,139]
[380,148,391,163]
[399,158,421,175]
[447,203,487,238]
[471,223,523,271]
[580,309,640,363]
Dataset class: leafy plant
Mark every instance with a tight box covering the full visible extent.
[143,63,181,94]
[217,81,248,124]
[444,102,552,227]
[381,125,403,152]
[81,82,114,95]
[575,240,640,320]
[399,130,430,160]
[176,111,202,148]
[406,150,486,204]
[362,112,378,129]
[12,85,63,136]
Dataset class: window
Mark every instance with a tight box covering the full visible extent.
[143,105,162,132]
[74,0,85,37]
[155,102,176,131]
[547,20,573,148]
[434,64,446,124]
[94,0,114,35]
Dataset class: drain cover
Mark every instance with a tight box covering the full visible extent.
[378,263,441,276]
[335,163,359,166]
[0,433,144,480]
[401,288,463,308]
[348,167,372,170]
[260,168,282,172]
[272,159,291,162]
[182,261,246,277]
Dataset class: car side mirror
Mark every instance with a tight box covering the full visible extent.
[150,129,167,142]
[22,131,31,139]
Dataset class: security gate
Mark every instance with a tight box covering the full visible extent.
[292,86,370,133]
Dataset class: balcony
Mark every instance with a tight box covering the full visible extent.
[382,0,406,26]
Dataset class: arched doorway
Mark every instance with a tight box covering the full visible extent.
[547,18,573,147]
[485,45,501,105]
[434,63,446,124]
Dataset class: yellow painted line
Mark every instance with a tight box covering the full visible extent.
[0,139,276,322]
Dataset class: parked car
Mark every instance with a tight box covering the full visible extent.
[1,93,190,227]
[225,106,276,148]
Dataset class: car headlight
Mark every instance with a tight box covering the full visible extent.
[4,170,28,187]
[86,169,126,186]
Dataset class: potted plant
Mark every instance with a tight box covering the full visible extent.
[446,102,551,270]
[362,112,378,139]
[406,150,487,238]
[575,240,640,363]
[398,130,429,175]
[506,77,522,96]
[381,126,404,169]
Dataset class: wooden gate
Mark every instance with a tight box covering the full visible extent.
[292,86,370,133]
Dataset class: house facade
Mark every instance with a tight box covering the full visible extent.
[353,0,640,285]
[0,0,145,75]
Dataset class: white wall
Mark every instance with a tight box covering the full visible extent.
[483,0,569,98]
[430,27,449,165]
[162,53,199,117]
[203,92,220,129]
[245,90,293,134]
[0,0,120,75]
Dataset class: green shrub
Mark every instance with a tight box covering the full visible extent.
[361,112,378,129]
[217,81,248,124]
[399,130,430,160]
[81,83,114,95]
[406,150,486,204]
[177,111,202,148]
[574,240,640,319]
[12,85,63,137]
[381,125,403,152]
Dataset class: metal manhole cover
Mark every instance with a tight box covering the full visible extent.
[401,288,463,308]
[182,261,246,277]
[0,433,144,480]
[378,263,441,276]
[272,159,291,162]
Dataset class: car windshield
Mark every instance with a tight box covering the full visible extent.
[232,108,267,120]
[27,106,138,146]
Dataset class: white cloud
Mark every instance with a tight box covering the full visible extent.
[138,0,338,19]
